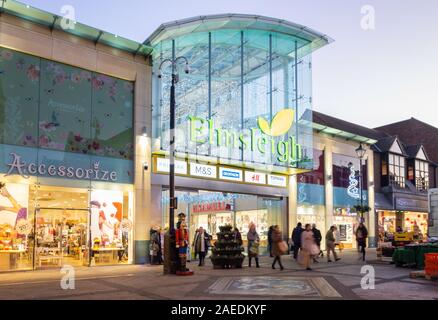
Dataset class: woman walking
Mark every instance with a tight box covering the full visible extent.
[267,226,274,257]
[356,223,368,262]
[247,223,260,268]
[271,225,285,270]
[300,224,319,271]
[194,227,211,266]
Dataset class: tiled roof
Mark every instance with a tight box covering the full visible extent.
[375,118,438,163]
[313,111,386,141]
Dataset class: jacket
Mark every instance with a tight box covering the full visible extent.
[292,227,303,245]
[356,226,368,240]
[271,229,283,257]
[194,231,210,253]
[312,228,322,246]
[326,230,336,243]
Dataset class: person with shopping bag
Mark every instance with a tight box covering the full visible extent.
[247,223,260,268]
[299,224,320,271]
[271,225,287,270]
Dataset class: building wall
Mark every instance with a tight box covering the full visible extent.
[0,13,152,264]
[289,131,376,247]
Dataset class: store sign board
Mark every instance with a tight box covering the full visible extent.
[219,167,243,182]
[267,174,287,187]
[192,202,231,213]
[190,163,217,179]
[156,157,187,175]
[245,171,266,185]
[188,109,308,167]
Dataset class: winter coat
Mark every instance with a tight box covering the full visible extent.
[292,227,303,246]
[271,229,283,257]
[247,230,260,257]
[301,230,319,255]
[194,231,210,254]
[312,228,322,246]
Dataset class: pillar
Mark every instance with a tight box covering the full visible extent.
[367,147,376,247]
[324,144,334,234]
[288,174,298,238]
[133,64,152,264]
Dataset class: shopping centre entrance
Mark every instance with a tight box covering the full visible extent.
[161,189,288,254]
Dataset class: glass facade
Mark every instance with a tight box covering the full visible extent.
[152,28,314,171]
[0,47,135,271]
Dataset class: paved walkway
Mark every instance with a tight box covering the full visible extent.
[0,249,436,300]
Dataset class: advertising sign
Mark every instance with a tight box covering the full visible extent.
[244,171,266,185]
[189,163,217,178]
[219,167,243,182]
[267,174,287,187]
[156,157,188,175]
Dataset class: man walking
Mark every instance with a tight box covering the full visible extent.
[312,224,323,263]
[291,223,303,259]
[325,226,341,263]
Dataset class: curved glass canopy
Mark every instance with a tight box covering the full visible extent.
[150,15,332,173]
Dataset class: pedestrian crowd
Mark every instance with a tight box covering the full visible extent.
[152,220,368,270]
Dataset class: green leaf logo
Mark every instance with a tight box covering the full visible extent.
[257,109,294,137]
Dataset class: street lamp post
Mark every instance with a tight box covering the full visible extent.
[158,40,189,275]
[355,143,367,221]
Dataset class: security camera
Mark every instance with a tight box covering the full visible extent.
[184,63,190,74]
[157,70,162,79]
[143,162,149,171]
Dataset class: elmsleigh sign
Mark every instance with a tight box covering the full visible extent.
[188,109,309,166]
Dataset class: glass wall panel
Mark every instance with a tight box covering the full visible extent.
[0,48,39,147]
[39,60,92,153]
[152,28,314,171]
[91,74,134,160]
[161,189,286,256]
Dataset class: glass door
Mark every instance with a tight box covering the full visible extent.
[34,208,90,269]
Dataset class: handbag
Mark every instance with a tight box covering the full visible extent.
[297,250,310,266]
[278,241,288,254]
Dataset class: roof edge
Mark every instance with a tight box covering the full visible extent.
[145,13,333,48]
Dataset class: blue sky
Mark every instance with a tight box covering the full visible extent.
[21,0,438,128]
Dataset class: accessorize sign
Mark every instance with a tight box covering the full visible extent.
[5,152,118,181]
[1,145,133,184]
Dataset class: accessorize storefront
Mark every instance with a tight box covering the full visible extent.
[147,15,331,246]
[0,47,135,271]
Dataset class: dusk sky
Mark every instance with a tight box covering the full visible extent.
[21,0,438,128]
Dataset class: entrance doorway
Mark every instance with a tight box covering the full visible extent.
[34,208,90,269]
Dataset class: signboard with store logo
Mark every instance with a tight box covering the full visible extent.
[153,155,288,188]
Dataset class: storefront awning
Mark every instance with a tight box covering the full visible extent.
[375,193,394,210]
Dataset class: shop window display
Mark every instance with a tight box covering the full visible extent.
[161,190,286,255]
[0,178,133,271]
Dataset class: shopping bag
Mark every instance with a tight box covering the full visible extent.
[297,250,309,266]
[278,241,288,255]
[310,244,320,256]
